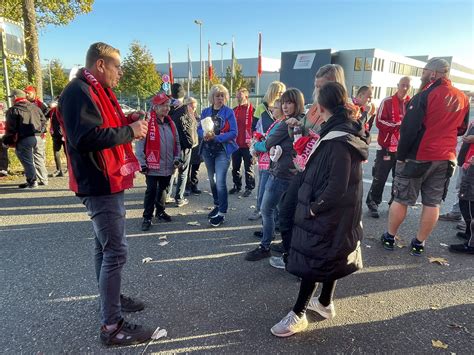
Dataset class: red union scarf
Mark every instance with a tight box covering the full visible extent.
[293,130,320,171]
[82,69,140,180]
[145,111,178,170]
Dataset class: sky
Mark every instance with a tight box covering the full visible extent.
[38,0,474,69]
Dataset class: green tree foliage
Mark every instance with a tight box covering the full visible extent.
[42,59,69,99]
[223,59,248,97]
[120,41,162,102]
[1,0,94,99]
[0,56,28,102]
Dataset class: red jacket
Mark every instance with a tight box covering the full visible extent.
[233,103,254,148]
[398,78,470,162]
[375,94,410,151]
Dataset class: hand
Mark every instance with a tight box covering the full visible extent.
[285,117,301,128]
[140,166,147,175]
[129,120,148,139]
[462,135,474,144]
[204,132,215,141]
[130,110,146,121]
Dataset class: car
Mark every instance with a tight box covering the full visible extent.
[119,103,136,115]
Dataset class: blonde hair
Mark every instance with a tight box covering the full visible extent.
[313,64,347,102]
[184,97,197,105]
[85,42,120,69]
[263,81,286,106]
[208,84,229,105]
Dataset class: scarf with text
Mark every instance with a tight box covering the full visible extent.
[145,110,178,170]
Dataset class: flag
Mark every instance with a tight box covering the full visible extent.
[168,49,174,84]
[208,41,213,81]
[231,37,235,77]
[187,46,192,96]
[257,32,262,77]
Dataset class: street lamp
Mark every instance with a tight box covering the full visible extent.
[194,19,203,109]
[44,58,54,99]
[216,42,227,79]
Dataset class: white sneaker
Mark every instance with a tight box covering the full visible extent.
[307,298,336,319]
[269,256,285,269]
[270,311,308,337]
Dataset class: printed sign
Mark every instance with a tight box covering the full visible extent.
[293,53,316,70]
[162,82,170,91]
[162,74,170,83]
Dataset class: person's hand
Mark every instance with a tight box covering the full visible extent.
[204,132,215,141]
[129,120,148,139]
[140,166,148,175]
[462,135,474,144]
[285,117,301,128]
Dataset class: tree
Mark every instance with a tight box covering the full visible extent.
[120,41,162,102]
[42,59,68,99]
[1,0,94,99]
[223,59,248,98]
[0,56,28,102]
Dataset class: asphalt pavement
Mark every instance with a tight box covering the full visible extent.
[1,145,473,354]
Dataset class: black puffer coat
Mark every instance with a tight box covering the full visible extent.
[286,112,369,282]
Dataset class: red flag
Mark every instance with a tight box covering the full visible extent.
[257,32,262,77]
[208,41,213,81]
[168,49,174,84]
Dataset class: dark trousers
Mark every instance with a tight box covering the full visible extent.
[460,199,474,247]
[52,136,66,171]
[186,162,201,190]
[366,149,397,206]
[143,175,171,219]
[293,278,337,315]
[0,137,8,171]
[231,147,255,190]
[279,173,300,252]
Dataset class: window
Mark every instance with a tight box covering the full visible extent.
[379,59,385,72]
[417,67,423,76]
[390,61,396,73]
[365,57,373,71]
[354,57,362,71]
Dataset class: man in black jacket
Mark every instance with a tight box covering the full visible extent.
[4,89,48,188]
[167,83,197,206]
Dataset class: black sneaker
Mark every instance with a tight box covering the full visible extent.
[456,232,470,241]
[191,187,202,195]
[120,294,145,312]
[381,232,395,251]
[141,219,151,231]
[157,211,172,222]
[270,242,286,254]
[207,206,219,219]
[229,186,241,194]
[100,318,152,346]
[410,238,424,256]
[242,189,252,197]
[253,230,263,238]
[210,214,225,227]
[184,189,191,197]
[245,246,271,261]
[449,243,474,254]
[367,201,379,218]
[19,181,38,189]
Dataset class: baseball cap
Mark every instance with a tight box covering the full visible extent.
[24,85,37,94]
[8,89,26,98]
[424,58,450,73]
[152,93,171,105]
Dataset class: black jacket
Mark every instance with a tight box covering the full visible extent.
[4,100,46,145]
[286,112,369,282]
[170,104,197,150]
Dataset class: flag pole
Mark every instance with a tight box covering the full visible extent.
[256,32,262,105]
[230,36,235,107]
[187,46,191,97]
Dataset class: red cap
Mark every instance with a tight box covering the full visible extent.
[24,85,36,94]
[152,93,171,105]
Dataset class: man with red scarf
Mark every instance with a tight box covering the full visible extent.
[58,42,152,346]
[366,77,411,218]
[230,87,255,197]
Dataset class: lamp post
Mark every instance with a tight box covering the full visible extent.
[44,58,54,99]
[194,19,203,109]
[215,42,227,79]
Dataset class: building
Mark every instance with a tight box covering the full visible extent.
[280,48,474,105]
[155,57,280,97]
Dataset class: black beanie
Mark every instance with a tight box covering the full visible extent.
[171,83,185,99]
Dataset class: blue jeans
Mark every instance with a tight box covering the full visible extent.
[260,175,290,249]
[256,169,271,212]
[202,148,231,213]
[80,192,128,325]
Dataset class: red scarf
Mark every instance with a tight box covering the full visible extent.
[14,98,27,104]
[145,111,178,170]
[82,69,140,181]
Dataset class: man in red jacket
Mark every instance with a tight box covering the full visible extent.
[366,77,411,218]
[59,42,152,346]
[381,58,470,256]
[230,87,255,197]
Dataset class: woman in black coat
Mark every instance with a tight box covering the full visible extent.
[271,82,370,338]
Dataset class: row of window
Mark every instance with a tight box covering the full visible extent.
[386,86,417,97]
[351,85,382,99]
[388,61,423,76]
[354,57,385,72]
